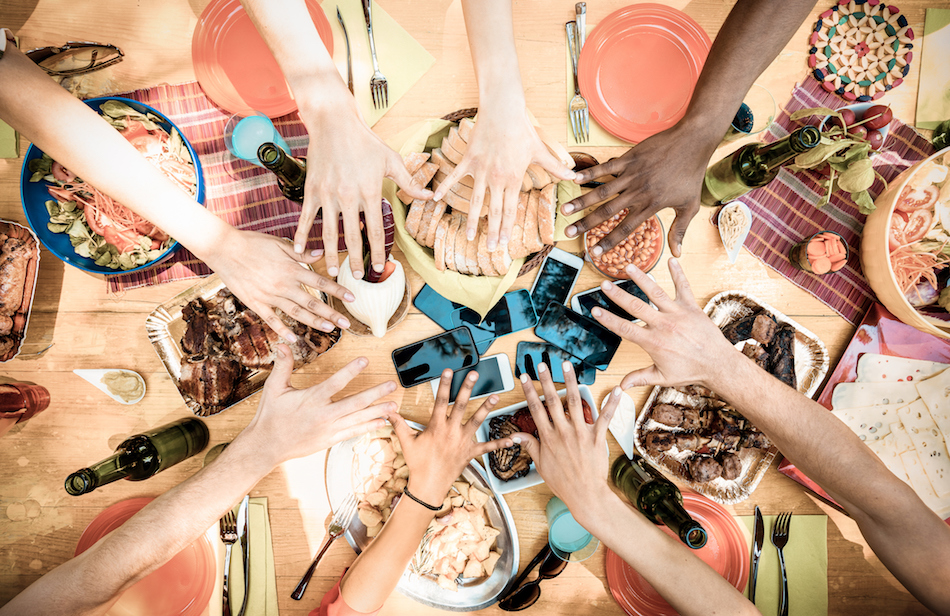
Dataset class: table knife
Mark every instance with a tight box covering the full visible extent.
[749,505,764,603]
[336,7,354,94]
[575,3,586,49]
[235,495,251,616]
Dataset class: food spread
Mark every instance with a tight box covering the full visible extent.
[101,371,144,403]
[586,210,662,277]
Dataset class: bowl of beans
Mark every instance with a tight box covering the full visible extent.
[585,210,664,278]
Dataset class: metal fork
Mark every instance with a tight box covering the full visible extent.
[291,494,359,600]
[565,21,589,143]
[219,509,238,616]
[361,0,388,108]
[770,511,792,616]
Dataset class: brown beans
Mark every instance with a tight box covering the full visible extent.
[586,209,661,277]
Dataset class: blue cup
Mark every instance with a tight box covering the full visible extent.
[223,112,291,166]
[545,496,599,561]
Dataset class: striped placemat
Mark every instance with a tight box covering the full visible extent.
[107,81,310,293]
[730,77,935,324]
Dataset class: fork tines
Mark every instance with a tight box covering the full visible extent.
[371,78,388,110]
[333,493,359,528]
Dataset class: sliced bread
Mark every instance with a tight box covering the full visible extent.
[396,161,439,204]
[539,183,557,245]
[476,220,498,277]
[442,214,462,273]
[417,200,438,245]
[423,200,448,248]
[490,243,513,276]
[405,199,427,238]
[457,117,476,143]
[525,164,551,190]
[465,221,479,274]
[441,128,466,165]
[403,151,431,175]
[453,217,471,274]
[523,189,544,254]
[433,214,451,272]
[508,191,530,259]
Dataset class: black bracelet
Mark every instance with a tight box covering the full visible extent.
[402,487,441,511]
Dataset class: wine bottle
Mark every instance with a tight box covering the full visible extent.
[933,119,950,151]
[65,417,209,496]
[700,125,821,207]
[610,454,708,549]
[258,142,306,203]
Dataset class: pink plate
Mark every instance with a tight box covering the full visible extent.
[75,497,216,616]
[579,4,711,143]
[192,0,333,118]
[605,493,748,616]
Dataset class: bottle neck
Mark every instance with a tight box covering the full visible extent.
[65,449,136,495]
[654,500,708,549]
[743,125,821,173]
[258,142,306,203]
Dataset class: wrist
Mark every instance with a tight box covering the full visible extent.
[405,476,450,508]
[188,219,239,271]
[557,482,617,530]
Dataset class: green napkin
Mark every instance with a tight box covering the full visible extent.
[228,497,278,616]
[739,515,828,616]
[916,9,950,131]
[328,1,435,128]
[0,120,17,159]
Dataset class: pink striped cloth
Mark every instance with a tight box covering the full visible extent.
[107,81,310,292]
[728,78,935,324]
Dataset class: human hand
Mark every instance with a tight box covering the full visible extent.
[243,345,397,466]
[390,370,513,505]
[590,258,740,390]
[561,123,717,257]
[207,228,355,338]
[434,107,575,250]
[512,363,620,518]
[296,91,431,278]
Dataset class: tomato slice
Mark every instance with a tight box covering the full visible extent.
[896,185,939,212]
[903,209,934,244]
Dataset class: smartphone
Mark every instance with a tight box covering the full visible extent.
[535,301,622,371]
[455,289,538,337]
[392,326,479,387]
[413,285,495,354]
[515,342,596,385]
[530,248,585,310]
[570,277,652,322]
[430,353,514,403]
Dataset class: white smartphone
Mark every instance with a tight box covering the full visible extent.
[430,353,514,404]
[570,275,655,323]
[530,247,585,313]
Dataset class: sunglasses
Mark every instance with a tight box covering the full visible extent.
[26,41,124,76]
[498,546,569,611]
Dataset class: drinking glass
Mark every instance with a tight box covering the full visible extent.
[545,496,599,561]
[223,112,291,167]
[723,84,776,142]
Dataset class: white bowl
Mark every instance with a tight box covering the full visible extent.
[818,102,890,148]
[73,369,146,405]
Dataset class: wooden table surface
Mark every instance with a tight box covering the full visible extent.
[0,0,943,614]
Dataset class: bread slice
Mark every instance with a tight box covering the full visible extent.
[508,192,529,259]
[476,220,498,277]
[453,217,471,274]
[521,174,534,192]
[523,189,544,254]
[442,214,462,272]
[423,200,447,248]
[434,169,474,191]
[405,199,427,239]
[538,183,557,245]
[526,164,551,190]
[396,161,439,204]
[457,117,476,143]
[446,126,468,156]
[444,188,489,217]
[434,214,451,272]
[417,200,438,245]
[441,128,466,165]
[490,243,513,276]
[465,221,479,274]
[403,152,431,175]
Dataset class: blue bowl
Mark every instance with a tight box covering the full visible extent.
[20,96,205,275]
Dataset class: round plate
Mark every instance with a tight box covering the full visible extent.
[579,4,711,143]
[605,493,748,616]
[75,497,216,616]
[192,0,333,118]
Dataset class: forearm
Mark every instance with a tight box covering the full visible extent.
[579,488,758,616]
[460,0,525,112]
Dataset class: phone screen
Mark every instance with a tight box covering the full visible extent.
[443,356,509,403]
[515,342,596,385]
[531,257,580,309]
[455,289,537,337]
[392,327,478,387]
[414,285,496,353]
[535,302,621,371]
[576,280,649,321]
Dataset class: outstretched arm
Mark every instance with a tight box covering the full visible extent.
[563,0,818,257]
[0,348,397,616]
[240,0,430,278]
[593,259,950,614]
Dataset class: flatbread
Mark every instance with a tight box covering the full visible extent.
[856,353,949,383]
[831,381,920,410]
[897,399,950,498]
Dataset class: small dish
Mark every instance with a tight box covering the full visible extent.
[73,369,146,405]
[818,102,890,148]
[718,201,752,264]
[326,275,411,337]
[585,212,664,279]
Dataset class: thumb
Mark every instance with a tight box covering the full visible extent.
[619,365,665,390]
[433,160,469,202]
[388,409,415,445]
[511,431,540,461]
[387,153,433,201]
[667,208,696,258]
[536,150,576,182]
[264,343,295,393]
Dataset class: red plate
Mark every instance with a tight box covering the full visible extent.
[579,4,711,143]
[75,497,216,616]
[605,493,748,616]
[192,0,333,118]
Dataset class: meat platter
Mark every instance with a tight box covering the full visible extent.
[0,221,40,362]
[146,273,341,416]
[634,291,829,504]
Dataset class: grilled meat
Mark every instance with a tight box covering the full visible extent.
[0,235,32,318]
[179,354,244,415]
[488,416,532,481]
[740,429,772,451]
[688,454,723,483]
[510,408,538,437]
[722,311,777,345]
[767,324,797,389]
[644,431,675,452]
[674,385,717,399]
[651,403,685,427]
[742,342,769,369]
[719,452,742,480]
[680,407,714,431]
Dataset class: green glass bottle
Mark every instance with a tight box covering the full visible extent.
[700,125,822,207]
[65,417,209,496]
[611,454,708,549]
[258,142,306,203]
[933,119,950,151]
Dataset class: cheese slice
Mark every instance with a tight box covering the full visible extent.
[856,353,949,383]
[899,449,950,518]
[897,400,950,498]
[915,367,950,441]
[831,404,903,441]
[831,382,920,410]
[866,438,911,485]
[890,421,915,454]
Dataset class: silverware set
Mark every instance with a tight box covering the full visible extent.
[566,3,589,143]
[219,496,250,616]
[749,507,793,616]
[291,493,359,600]
[336,7,354,95]
[361,0,388,109]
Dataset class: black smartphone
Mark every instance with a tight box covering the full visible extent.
[535,302,622,371]
[392,326,478,387]
[455,289,538,337]
[570,279,650,322]
[413,285,496,353]
[431,353,515,404]
[529,248,584,309]
[515,342,596,385]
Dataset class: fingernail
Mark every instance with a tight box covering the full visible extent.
[373,263,384,273]
[487,239,497,251]
[562,361,572,373]
[467,228,476,241]
[388,381,397,392]
[353,269,363,280]
[338,317,350,328]
[566,225,576,237]
[520,373,529,383]
[538,362,547,373]
[311,249,324,257]
[294,244,304,254]
[344,292,356,302]
[320,321,335,332]
[500,234,509,246]
[602,280,613,291]
[358,357,369,368]
[613,386,623,397]
[489,395,499,404]
[625,264,637,274]
[434,192,443,201]
[592,307,603,318]
[564,170,576,180]
[670,257,679,266]
[467,372,478,381]
[328,266,339,277]
[285,332,298,343]
[592,245,603,257]
[563,203,575,214]
[575,173,586,183]
[513,436,522,444]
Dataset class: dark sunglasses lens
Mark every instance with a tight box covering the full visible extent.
[540,553,570,576]
[499,583,541,611]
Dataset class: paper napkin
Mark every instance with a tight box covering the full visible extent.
[915,9,950,130]
[227,497,279,616]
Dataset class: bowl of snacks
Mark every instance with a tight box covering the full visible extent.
[20,97,205,275]
[585,210,664,278]
[862,147,950,339]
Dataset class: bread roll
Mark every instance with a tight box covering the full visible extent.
[539,183,556,245]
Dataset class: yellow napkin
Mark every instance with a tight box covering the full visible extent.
[564,25,633,148]
[915,9,950,130]
[0,35,18,158]
[553,181,585,253]
[739,515,828,616]
[328,1,435,128]
[228,498,279,616]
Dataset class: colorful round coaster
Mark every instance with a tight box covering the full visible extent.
[808,0,913,102]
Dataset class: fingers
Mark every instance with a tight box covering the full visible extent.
[592,303,646,344]
[430,369,454,427]
[667,257,696,306]
[449,371,478,423]
[330,414,390,446]
[596,387,623,443]
[322,202,341,277]
[510,431,540,463]
[362,196,387,274]
[312,356,370,400]
[332,380,398,419]
[598,279,656,325]
[537,363,568,431]
[388,409,416,446]
[256,304,298,342]
[573,157,628,185]
[341,203,364,279]
[483,183,504,249]
[589,208,652,258]
[464,394,500,434]
[667,207,698,258]
[295,198,319,255]
[293,263,355,304]
[561,363,586,431]
[274,290,342,332]
[519,373,553,440]
[620,366,664,389]
[561,178,627,220]
[468,175,489,234]
[474,434,515,458]
[262,343,294,394]
[497,183,520,250]
[387,152,433,201]
[536,150,576,182]
[433,161,469,202]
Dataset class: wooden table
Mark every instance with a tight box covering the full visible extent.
[0,0,942,614]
